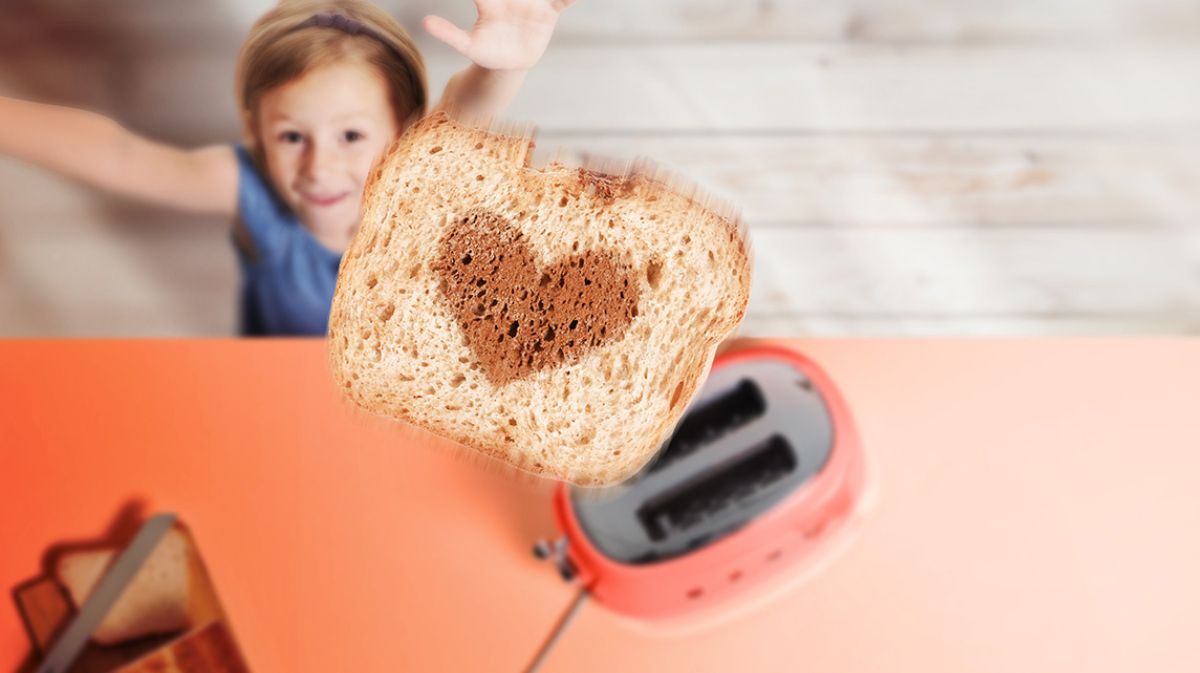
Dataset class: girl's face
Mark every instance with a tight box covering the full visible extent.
[256,60,399,251]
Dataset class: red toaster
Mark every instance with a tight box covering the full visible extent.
[534,344,867,621]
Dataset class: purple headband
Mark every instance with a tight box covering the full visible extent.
[292,10,390,43]
[289,11,425,112]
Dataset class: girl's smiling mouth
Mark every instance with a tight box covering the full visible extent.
[300,190,351,207]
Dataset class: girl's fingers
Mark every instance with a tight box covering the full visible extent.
[550,0,577,11]
[422,15,472,55]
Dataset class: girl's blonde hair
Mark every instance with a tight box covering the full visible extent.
[235,0,428,161]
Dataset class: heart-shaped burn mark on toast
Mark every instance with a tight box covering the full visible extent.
[434,210,642,386]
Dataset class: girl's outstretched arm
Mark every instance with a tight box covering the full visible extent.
[424,0,575,124]
[0,96,236,216]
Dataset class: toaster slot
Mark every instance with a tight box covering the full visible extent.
[638,434,796,542]
[649,379,766,474]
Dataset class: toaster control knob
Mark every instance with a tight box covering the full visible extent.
[557,560,577,583]
[533,537,578,584]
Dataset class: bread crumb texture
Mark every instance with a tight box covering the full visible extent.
[56,527,191,645]
[329,112,751,486]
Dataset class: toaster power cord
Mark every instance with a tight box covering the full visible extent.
[522,587,588,673]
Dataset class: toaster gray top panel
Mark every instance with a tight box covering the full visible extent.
[571,357,834,564]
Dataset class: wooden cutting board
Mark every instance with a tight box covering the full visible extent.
[13,523,250,673]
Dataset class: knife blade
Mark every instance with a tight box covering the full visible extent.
[35,512,178,673]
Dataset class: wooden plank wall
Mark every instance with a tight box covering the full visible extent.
[1,0,1198,335]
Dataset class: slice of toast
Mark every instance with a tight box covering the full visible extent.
[55,526,191,646]
[329,112,751,486]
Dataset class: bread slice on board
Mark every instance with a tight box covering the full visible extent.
[329,112,751,487]
[55,526,191,646]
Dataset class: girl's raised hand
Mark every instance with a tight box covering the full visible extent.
[422,0,576,71]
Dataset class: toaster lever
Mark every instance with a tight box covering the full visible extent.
[532,537,577,582]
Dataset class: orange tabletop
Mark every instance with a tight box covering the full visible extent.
[2,339,1198,672]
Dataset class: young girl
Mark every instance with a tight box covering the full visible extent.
[0,0,573,335]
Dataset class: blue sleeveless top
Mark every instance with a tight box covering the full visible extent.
[232,145,343,336]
